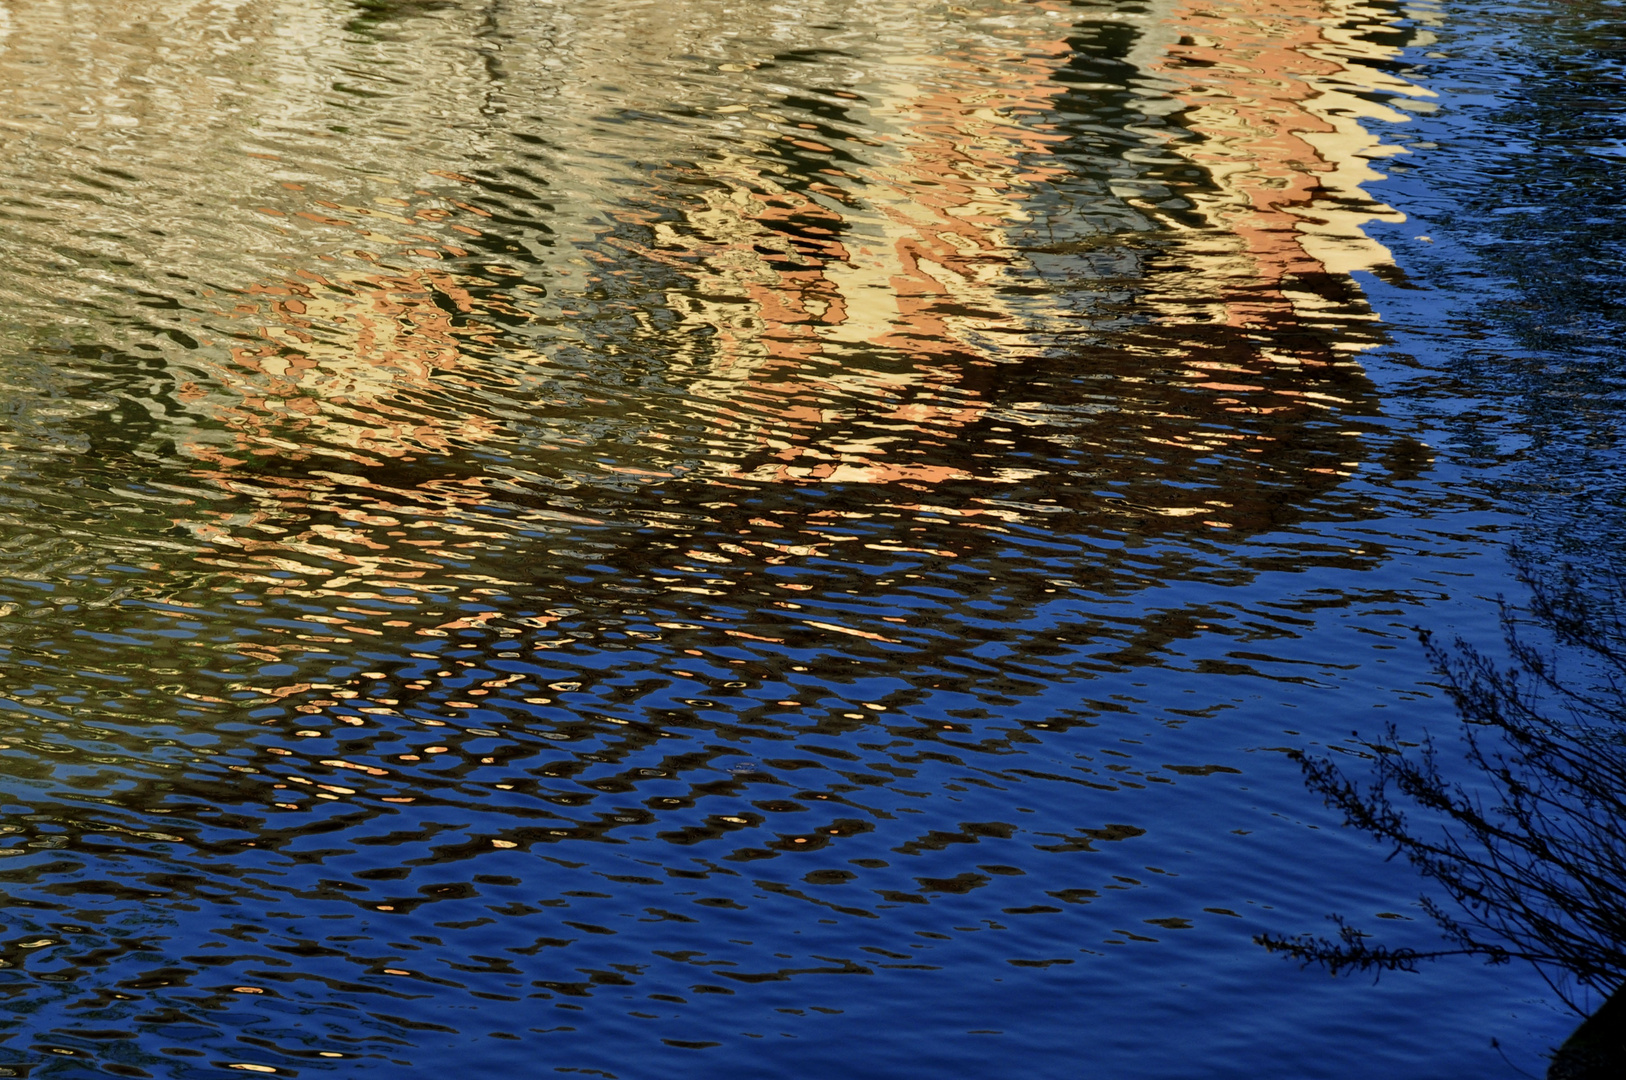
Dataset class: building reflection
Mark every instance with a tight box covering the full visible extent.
[1147,0,1425,315]
[546,0,1424,530]
[0,0,1438,674]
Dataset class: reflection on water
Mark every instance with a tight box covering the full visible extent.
[0,0,1575,1075]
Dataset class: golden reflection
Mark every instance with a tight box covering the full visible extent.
[0,0,1434,611]
[605,0,1078,488]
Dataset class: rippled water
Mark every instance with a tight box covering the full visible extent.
[0,0,1618,1074]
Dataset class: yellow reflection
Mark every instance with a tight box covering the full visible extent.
[606,0,1078,488]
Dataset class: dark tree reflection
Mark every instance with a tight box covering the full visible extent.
[1261,555,1626,1076]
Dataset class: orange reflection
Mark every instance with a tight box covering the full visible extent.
[182,263,507,471]
[165,187,554,604]
[1149,0,1427,328]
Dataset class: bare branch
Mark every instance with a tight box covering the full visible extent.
[1264,553,1626,1017]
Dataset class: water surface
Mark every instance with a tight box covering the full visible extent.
[0,0,1616,1075]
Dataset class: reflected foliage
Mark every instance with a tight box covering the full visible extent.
[1264,555,1626,1067]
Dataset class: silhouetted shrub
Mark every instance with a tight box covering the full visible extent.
[1260,555,1626,1071]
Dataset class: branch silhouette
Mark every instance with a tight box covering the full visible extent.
[1258,555,1626,1075]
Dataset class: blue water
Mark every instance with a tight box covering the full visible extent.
[0,0,1617,1075]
